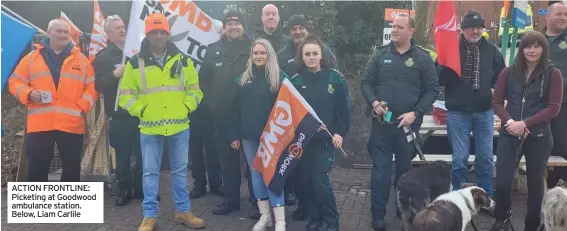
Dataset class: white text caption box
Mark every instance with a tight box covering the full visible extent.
[7,182,104,223]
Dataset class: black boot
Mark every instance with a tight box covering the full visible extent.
[213,201,240,215]
[114,188,132,206]
[248,202,261,219]
[306,217,323,231]
[132,187,143,199]
[372,218,386,231]
[189,187,206,199]
[293,206,308,221]
[285,192,297,206]
[525,217,541,231]
[326,224,339,231]
[210,185,224,197]
[489,219,512,231]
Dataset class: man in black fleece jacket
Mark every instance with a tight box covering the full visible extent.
[437,11,505,198]
[94,15,143,206]
[198,10,260,219]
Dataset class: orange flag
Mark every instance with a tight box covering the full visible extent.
[89,0,107,61]
[503,0,512,19]
[60,12,82,45]
[434,0,461,77]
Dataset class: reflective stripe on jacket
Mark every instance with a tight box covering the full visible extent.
[8,43,98,134]
[118,43,203,136]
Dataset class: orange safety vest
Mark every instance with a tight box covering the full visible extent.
[8,44,99,134]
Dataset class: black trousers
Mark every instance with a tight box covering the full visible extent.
[368,122,418,220]
[494,134,553,228]
[109,116,142,192]
[189,107,222,190]
[295,139,339,226]
[214,122,256,206]
[549,103,567,187]
[26,130,83,182]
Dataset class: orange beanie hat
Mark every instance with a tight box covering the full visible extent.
[145,13,170,35]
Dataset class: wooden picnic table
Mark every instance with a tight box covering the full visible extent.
[419,115,500,140]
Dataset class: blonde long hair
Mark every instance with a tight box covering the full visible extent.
[240,39,281,92]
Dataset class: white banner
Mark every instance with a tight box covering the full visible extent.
[124,0,223,71]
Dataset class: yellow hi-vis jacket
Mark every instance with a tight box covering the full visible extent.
[119,41,202,136]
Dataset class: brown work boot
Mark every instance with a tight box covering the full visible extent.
[174,212,205,229]
[138,218,157,231]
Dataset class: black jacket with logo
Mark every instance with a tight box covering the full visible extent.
[437,37,505,112]
[360,40,440,124]
[94,41,133,118]
[253,27,292,52]
[198,36,252,122]
[226,67,289,142]
[290,68,350,141]
[545,27,567,102]
[277,40,337,77]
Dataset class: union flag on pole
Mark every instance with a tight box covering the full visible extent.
[89,0,107,61]
[434,0,461,77]
[253,79,322,193]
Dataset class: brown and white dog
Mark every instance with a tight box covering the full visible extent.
[410,184,495,231]
[541,179,567,231]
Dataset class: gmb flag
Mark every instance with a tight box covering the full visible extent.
[1,10,36,91]
[253,79,322,193]
[124,0,223,72]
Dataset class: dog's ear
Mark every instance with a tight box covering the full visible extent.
[557,179,567,188]
[460,183,476,189]
[471,188,490,208]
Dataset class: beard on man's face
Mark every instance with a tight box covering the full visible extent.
[224,28,244,40]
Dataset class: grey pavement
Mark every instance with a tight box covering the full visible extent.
[2,167,530,231]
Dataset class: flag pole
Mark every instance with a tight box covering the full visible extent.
[323,128,348,157]
[113,55,126,111]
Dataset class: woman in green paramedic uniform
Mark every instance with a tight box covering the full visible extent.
[289,35,350,231]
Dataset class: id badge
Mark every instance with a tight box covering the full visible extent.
[40,91,53,104]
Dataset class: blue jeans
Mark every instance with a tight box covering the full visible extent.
[140,128,191,217]
[447,110,494,197]
[241,139,285,207]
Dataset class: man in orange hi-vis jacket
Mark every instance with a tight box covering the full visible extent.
[8,18,98,182]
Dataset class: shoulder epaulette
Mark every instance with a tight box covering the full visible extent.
[289,73,303,85]
[416,45,429,53]
[279,71,289,80]
[329,69,345,84]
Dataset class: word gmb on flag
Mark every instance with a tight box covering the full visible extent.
[7,182,104,223]
[124,0,223,72]
[253,79,323,193]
